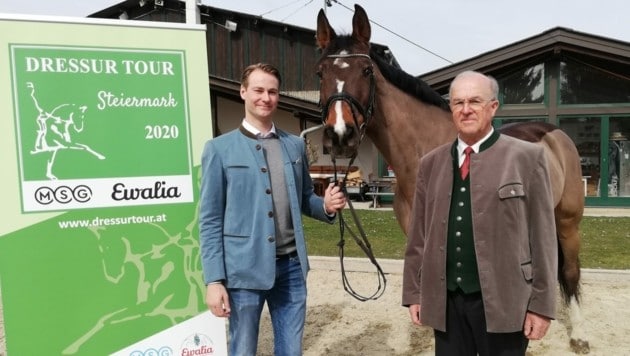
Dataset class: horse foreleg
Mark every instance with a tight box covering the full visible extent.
[556,214,590,354]
[46,150,59,180]
[392,192,411,236]
[73,143,106,160]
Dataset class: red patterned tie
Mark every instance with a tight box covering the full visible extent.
[460,146,473,180]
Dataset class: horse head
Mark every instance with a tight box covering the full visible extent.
[316,4,375,159]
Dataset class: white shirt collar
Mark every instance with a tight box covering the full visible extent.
[242,119,277,137]
[457,128,494,165]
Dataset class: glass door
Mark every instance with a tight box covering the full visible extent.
[559,117,602,198]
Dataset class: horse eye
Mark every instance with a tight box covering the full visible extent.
[315,70,322,79]
[363,67,373,76]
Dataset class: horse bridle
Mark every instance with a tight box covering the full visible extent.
[320,53,376,144]
[319,52,386,301]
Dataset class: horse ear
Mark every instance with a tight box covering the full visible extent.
[316,8,336,49]
[351,4,371,44]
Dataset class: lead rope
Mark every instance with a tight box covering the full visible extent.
[332,155,387,301]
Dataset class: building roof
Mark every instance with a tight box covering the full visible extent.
[420,26,630,91]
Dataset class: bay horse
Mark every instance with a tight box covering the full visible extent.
[316,4,589,354]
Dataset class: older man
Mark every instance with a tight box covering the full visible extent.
[403,70,557,356]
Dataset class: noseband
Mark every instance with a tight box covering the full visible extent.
[320,53,376,141]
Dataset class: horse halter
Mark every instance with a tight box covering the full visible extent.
[320,53,376,141]
[319,53,387,301]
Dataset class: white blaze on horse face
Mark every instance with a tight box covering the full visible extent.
[334,79,347,137]
[333,50,350,69]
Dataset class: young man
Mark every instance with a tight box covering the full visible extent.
[199,63,346,355]
[403,70,557,355]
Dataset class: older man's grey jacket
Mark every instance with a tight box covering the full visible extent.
[402,134,558,333]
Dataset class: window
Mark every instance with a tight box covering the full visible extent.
[608,117,630,197]
[559,117,601,197]
[499,64,545,104]
[559,59,630,104]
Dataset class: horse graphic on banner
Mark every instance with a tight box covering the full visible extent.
[27,81,105,180]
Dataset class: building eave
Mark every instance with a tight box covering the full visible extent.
[420,26,630,92]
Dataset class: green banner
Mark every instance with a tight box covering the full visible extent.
[12,45,193,212]
[0,16,214,355]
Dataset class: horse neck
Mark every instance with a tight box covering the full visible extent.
[366,76,456,196]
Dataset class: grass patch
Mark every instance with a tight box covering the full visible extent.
[579,216,630,269]
[303,210,630,270]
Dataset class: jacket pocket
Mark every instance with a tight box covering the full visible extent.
[498,183,525,199]
[520,262,533,282]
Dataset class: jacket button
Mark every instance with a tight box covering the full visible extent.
[267,236,275,242]
[268,211,274,218]
[256,144,262,150]
[266,188,272,194]
[261,167,268,173]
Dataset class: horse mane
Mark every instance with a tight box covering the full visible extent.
[369,46,450,111]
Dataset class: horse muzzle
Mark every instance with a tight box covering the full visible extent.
[323,125,360,159]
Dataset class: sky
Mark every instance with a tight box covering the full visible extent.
[1,0,628,75]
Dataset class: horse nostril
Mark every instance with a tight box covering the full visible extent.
[321,127,333,145]
[324,127,336,139]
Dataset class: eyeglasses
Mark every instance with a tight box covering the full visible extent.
[450,98,495,112]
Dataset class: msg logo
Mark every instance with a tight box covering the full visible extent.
[34,185,92,205]
[128,346,173,356]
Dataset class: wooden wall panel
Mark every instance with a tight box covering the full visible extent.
[103,4,333,99]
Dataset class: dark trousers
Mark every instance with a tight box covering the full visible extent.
[434,290,529,356]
